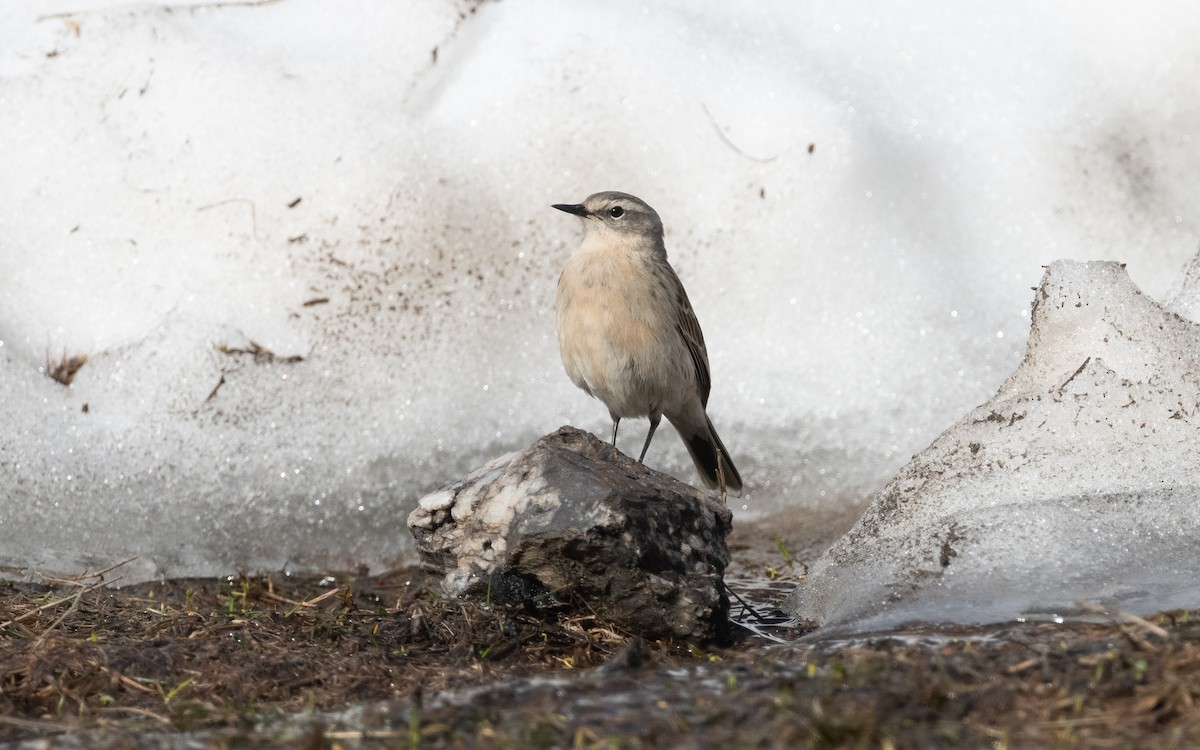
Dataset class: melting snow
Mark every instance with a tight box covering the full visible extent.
[787,260,1200,629]
[1,1,1199,591]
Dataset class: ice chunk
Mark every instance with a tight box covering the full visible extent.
[787,260,1200,630]
[1168,246,1200,324]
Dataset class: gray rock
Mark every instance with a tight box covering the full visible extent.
[407,426,733,643]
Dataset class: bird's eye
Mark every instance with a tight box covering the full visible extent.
[609,206,625,218]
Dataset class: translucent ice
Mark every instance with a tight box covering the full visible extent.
[787,261,1200,630]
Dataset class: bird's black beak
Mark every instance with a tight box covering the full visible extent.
[552,203,589,217]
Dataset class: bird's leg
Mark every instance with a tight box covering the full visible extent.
[716,455,727,503]
[611,417,621,447]
[637,414,661,463]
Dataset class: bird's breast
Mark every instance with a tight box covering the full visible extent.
[555,248,690,416]
[556,251,656,361]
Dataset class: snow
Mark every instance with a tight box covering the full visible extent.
[786,260,1200,629]
[2,1,1199,591]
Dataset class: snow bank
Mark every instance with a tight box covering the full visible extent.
[2,0,1200,581]
[786,260,1200,630]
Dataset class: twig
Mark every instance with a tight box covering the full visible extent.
[1058,356,1092,392]
[118,675,159,695]
[1034,715,1143,729]
[0,558,136,634]
[722,580,767,622]
[701,103,777,163]
[0,595,76,631]
[34,592,87,645]
[46,556,138,586]
[0,715,74,732]
[204,372,226,403]
[1077,602,1169,639]
[265,586,348,613]
[325,729,409,740]
[96,706,172,725]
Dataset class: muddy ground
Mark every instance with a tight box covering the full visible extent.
[2,517,1199,748]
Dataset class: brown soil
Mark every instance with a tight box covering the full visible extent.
[1,551,1199,748]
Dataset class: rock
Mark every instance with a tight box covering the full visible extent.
[407,426,734,643]
[786,260,1200,631]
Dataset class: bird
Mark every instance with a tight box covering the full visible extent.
[553,191,743,495]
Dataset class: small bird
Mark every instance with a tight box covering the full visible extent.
[553,191,743,495]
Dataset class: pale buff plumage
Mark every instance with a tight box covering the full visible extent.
[553,191,742,495]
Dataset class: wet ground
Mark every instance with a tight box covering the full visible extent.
[2,513,1199,748]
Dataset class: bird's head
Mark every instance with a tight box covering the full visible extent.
[552,191,664,245]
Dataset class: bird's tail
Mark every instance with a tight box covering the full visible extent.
[673,413,743,496]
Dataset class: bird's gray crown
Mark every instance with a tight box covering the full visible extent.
[553,191,664,241]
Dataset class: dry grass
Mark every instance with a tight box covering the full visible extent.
[216,340,304,364]
[0,563,1198,748]
[0,565,628,744]
[44,349,88,386]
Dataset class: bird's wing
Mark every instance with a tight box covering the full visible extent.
[667,269,712,408]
